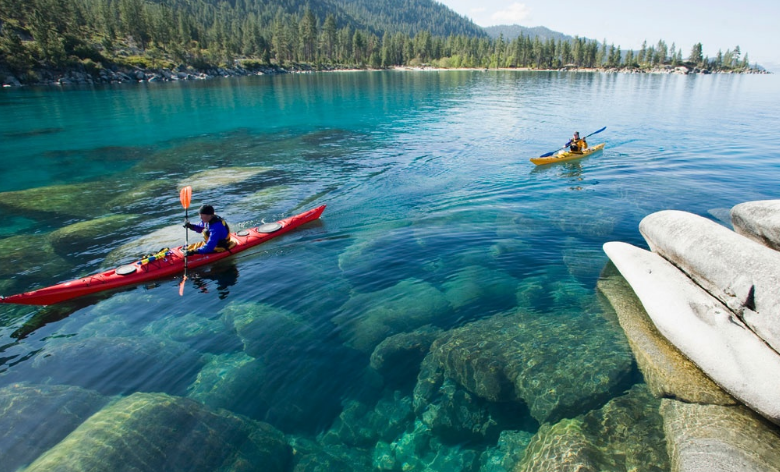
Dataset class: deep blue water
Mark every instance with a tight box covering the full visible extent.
[1,71,779,470]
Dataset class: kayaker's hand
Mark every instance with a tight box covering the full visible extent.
[183,221,193,229]
[183,249,198,257]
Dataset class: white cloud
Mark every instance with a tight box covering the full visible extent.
[491,3,532,24]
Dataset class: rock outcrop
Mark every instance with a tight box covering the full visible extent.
[730,200,780,251]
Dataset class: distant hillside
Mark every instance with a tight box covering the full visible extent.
[483,25,577,42]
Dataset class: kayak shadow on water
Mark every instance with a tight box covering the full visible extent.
[530,160,598,191]
[186,259,240,300]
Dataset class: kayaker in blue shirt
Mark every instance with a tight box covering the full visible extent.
[183,204,231,256]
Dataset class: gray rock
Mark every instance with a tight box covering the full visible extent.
[420,309,634,424]
[731,200,780,251]
[597,262,736,405]
[478,430,534,472]
[661,399,780,472]
[24,392,291,472]
[0,383,108,472]
[604,241,780,425]
[515,383,668,472]
[370,326,443,388]
[639,210,780,355]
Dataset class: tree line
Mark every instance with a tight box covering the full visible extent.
[0,0,761,82]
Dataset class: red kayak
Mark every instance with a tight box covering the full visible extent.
[1,205,326,306]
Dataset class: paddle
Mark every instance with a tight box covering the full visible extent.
[539,126,607,158]
[179,186,192,296]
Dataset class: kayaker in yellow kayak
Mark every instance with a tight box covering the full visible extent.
[567,132,588,153]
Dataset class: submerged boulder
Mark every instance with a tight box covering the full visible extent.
[103,224,183,267]
[639,210,780,354]
[370,325,443,389]
[421,309,634,424]
[24,392,291,472]
[730,199,780,251]
[597,263,735,405]
[515,383,668,472]
[441,265,518,310]
[661,399,780,472]
[179,167,271,192]
[0,234,70,283]
[0,383,108,472]
[334,278,452,353]
[0,182,114,219]
[186,352,268,419]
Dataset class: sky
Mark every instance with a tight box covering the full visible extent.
[436,0,780,72]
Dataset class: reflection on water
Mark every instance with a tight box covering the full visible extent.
[1,71,780,471]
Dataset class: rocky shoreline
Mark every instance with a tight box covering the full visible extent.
[1,63,769,88]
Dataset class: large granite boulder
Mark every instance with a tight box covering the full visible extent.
[515,383,668,472]
[179,166,271,192]
[143,312,242,353]
[0,383,108,472]
[333,278,452,353]
[639,210,780,354]
[661,399,780,472]
[603,241,780,425]
[478,430,534,472]
[23,392,292,472]
[320,391,416,449]
[419,309,634,424]
[731,200,780,251]
[597,263,736,405]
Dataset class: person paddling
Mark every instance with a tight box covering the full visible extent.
[566,131,588,153]
[183,204,232,256]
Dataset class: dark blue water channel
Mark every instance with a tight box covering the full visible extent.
[1,71,779,471]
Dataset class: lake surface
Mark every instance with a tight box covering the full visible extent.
[1,71,779,471]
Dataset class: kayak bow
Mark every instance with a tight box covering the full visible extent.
[0,205,326,306]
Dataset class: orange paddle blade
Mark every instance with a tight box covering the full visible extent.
[179,275,187,296]
[179,186,192,209]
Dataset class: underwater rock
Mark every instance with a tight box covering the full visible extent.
[661,399,780,472]
[220,301,315,362]
[48,214,144,258]
[370,326,443,389]
[515,383,668,472]
[423,309,634,424]
[561,237,609,285]
[186,352,269,419]
[441,265,518,310]
[597,263,736,405]
[26,336,204,396]
[415,375,536,444]
[289,435,373,472]
[374,419,482,472]
[179,166,271,192]
[219,301,359,433]
[730,199,780,251]
[604,241,780,426]
[640,210,780,354]
[478,430,534,472]
[233,185,294,213]
[23,392,291,472]
[0,234,69,280]
[320,391,415,449]
[143,312,241,353]
[0,383,108,472]
[337,220,411,275]
[0,182,115,218]
[334,278,452,353]
[103,180,174,214]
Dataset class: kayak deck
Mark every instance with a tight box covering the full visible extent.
[531,143,606,165]
[1,205,326,306]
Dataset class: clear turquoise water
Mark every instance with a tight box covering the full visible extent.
[1,71,780,470]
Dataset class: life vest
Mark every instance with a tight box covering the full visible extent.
[203,215,232,250]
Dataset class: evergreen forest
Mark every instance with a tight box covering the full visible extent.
[0,0,762,84]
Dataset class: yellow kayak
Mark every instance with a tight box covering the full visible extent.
[530,143,606,165]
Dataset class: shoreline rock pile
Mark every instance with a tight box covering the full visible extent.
[602,199,780,471]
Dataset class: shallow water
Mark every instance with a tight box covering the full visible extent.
[1,71,779,470]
